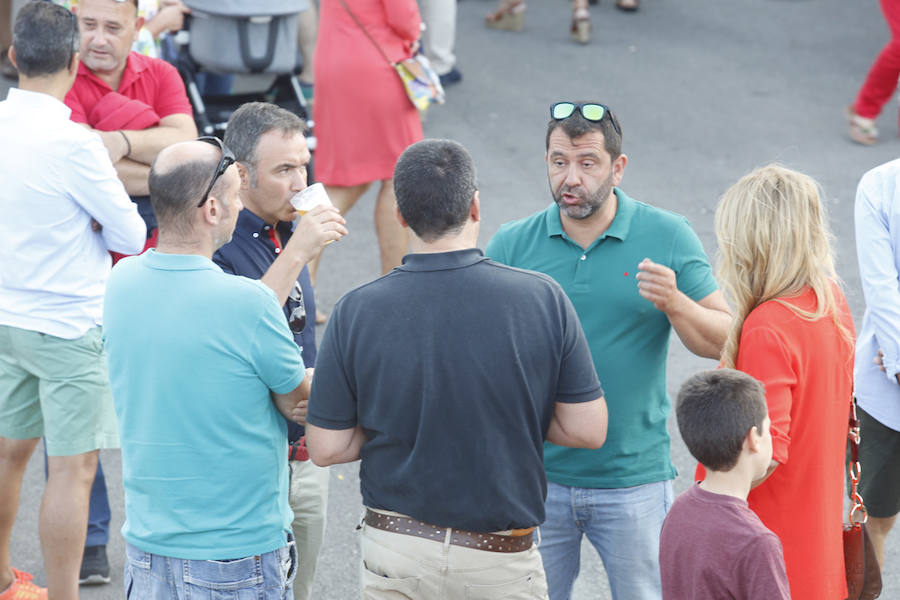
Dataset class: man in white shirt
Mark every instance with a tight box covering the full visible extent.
[853,159,900,569]
[0,4,145,600]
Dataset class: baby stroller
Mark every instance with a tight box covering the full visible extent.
[173,0,315,164]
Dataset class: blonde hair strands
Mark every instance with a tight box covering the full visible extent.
[715,164,850,368]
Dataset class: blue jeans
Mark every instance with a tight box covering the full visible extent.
[538,480,674,600]
[43,446,110,546]
[124,534,297,600]
[85,458,111,546]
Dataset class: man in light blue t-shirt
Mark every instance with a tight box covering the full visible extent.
[103,138,309,599]
[485,102,732,600]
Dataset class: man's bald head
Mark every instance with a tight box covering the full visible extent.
[153,140,221,177]
[149,141,231,237]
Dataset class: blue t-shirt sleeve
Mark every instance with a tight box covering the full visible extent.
[484,229,510,265]
[670,218,718,302]
[248,284,305,394]
[557,290,604,403]
[307,301,359,430]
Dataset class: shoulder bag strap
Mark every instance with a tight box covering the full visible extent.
[338,0,395,66]
[848,396,867,524]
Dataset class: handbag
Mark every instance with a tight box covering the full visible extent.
[338,0,445,112]
[844,399,882,600]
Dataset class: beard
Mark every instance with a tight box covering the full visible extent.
[553,172,616,220]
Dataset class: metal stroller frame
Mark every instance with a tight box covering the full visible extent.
[171,1,316,169]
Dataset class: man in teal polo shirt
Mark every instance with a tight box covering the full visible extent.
[485,102,732,600]
[103,138,310,599]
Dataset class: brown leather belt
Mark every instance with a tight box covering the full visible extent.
[363,509,534,553]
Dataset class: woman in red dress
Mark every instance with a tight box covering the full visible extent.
[711,165,855,599]
[313,0,423,279]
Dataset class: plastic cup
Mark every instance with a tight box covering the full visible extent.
[290,182,333,215]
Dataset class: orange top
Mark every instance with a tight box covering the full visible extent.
[696,286,855,600]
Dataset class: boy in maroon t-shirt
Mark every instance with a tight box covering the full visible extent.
[660,369,791,600]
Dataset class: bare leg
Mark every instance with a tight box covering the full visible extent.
[571,0,590,44]
[0,436,40,593]
[307,182,371,286]
[41,451,98,600]
[374,179,408,274]
[867,514,897,568]
[296,2,318,85]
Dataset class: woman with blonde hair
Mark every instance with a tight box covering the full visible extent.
[702,164,855,599]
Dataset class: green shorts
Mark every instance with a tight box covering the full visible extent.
[0,325,119,456]
[853,405,900,519]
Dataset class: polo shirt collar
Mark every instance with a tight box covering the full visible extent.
[544,187,637,243]
[399,248,487,272]
[6,88,71,119]
[77,51,147,92]
[603,188,637,241]
[143,249,222,271]
[235,209,293,238]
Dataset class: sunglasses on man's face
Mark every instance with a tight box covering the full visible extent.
[550,102,622,136]
[196,136,236,208]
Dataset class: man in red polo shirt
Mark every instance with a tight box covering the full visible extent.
[65,0,196,240]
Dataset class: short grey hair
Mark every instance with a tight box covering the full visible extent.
[13,1,80,77]
[224,102,305,171]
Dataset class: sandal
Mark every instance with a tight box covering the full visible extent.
[571,7,591,44]
[615,0,639,11]
[486,0,526,32]
[846,105,878,146]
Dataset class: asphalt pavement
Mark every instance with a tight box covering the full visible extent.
[4,0,900,598]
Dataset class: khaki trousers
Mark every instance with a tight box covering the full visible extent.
[289,458,330,600]
[360,517,549,599]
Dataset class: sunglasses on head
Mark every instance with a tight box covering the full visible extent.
[196,136,236,208]
[550,102,621,136]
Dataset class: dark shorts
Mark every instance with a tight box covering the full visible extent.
[851,405,900,519]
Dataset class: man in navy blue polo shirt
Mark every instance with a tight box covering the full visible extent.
[306,139,608,598]
[213,102,346,600]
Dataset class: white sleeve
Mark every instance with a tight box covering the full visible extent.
[855,171,900,380]
[66,131,146,254]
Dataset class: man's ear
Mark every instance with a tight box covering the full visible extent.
[612,153,628,186]
[395,206,408,229]
[235,162,251,191]
[201,195,221,225]
[69,51,80,75]
[470,191,481,223]
[134,16,145,37]
[7,46,16,70]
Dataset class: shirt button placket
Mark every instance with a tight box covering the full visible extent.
[574,252,590,287]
